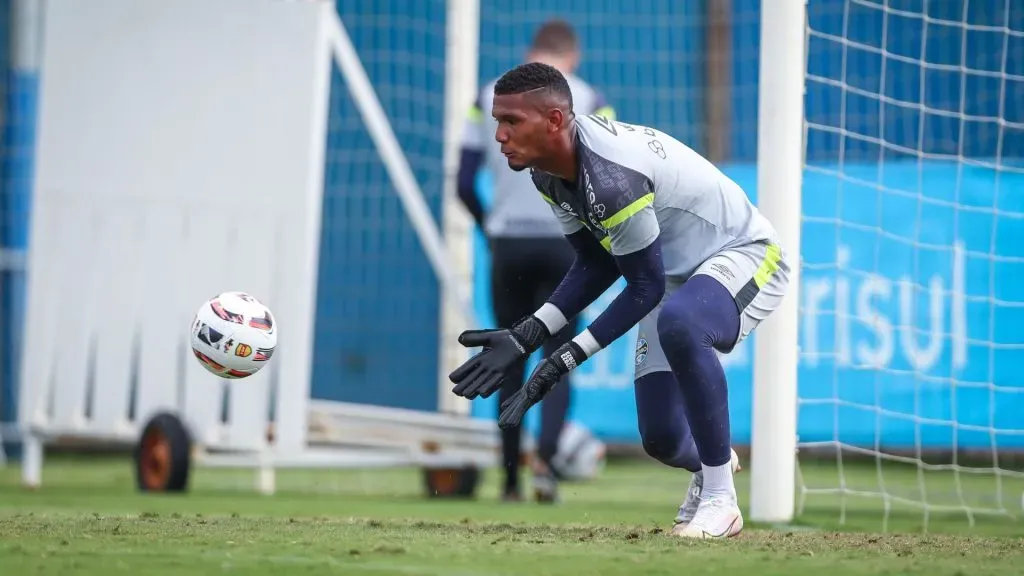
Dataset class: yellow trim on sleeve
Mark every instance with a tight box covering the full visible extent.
[753,243,783,288]
[593,105,616,121]
[600,193,654,229]
[599,236,612,252]
[539,192,556,205]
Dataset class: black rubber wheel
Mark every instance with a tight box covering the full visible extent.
[133,411,192,492]
[422,465,480,499]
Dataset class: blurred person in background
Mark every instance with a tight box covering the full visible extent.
[455,19,616,503]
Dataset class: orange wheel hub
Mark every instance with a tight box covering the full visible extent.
[140,429,171,489]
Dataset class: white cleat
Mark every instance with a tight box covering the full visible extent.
[672,448,741,529]
[674,496,744,539]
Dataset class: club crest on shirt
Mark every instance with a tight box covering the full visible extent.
[635,338,648,366]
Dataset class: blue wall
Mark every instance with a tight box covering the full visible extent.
[0,69,34,430]
[0,0,34,439]
[479,0,705,150]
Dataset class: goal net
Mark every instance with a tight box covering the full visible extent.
[314,0,458,414]
[795,0,1024,531]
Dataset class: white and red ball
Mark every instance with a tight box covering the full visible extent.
[190,291,277,379]
[551,422,607,481]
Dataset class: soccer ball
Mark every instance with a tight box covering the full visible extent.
[190,291,277,379]
[551,421,606,481]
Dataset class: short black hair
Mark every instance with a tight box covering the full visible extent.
[493,62,573,110]
[530,19,578,55]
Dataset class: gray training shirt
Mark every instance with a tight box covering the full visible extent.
[461,73,615,239]
[530,114,779,278]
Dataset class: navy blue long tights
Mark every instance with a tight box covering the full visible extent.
[634,274,740,471]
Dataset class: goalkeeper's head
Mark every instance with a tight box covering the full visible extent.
[491,62,576,175]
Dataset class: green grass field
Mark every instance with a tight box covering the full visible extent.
[1,455,1022,575]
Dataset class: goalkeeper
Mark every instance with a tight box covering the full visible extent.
[448,62,791,539]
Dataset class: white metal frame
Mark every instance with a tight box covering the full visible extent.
[438,0,481,417]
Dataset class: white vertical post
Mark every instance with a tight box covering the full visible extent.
[750,0,806,524]
[438,0,480,416]
[12,0,45,486]
[266,0,333,484]
[21,433,42,488]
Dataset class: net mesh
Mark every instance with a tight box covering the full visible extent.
[311,0,448,413]
[795,0,1024,530]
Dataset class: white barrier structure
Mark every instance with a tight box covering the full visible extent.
[16,0,495,494]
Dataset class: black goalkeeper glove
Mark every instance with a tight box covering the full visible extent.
[497,341,587,430]
[448,315,549,399]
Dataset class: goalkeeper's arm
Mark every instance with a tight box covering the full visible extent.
[496,236,665,429]
[535,232,665,359]
[531,229,621,334]
[448,229,619,400]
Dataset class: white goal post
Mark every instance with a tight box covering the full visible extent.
[14,0,495,493]
[749,0,806,524]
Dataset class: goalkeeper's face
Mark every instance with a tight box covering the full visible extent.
[492,93,565,172]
